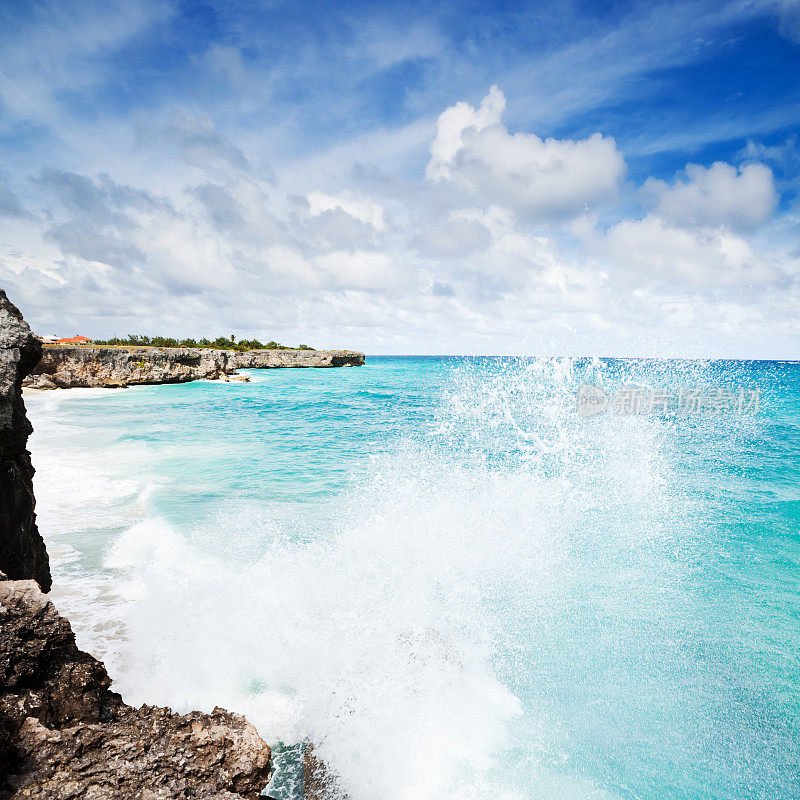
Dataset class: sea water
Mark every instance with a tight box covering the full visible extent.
[25,357,800,800]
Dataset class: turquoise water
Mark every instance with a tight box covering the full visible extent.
[26,357,800,800]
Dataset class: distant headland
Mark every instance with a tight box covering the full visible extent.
[24,341,365,390]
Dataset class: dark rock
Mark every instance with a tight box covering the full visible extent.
[304,745,344,800]
[0,578,272,799]
[0,290,50,591]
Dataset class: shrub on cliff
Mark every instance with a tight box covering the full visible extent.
[91,335,315,351]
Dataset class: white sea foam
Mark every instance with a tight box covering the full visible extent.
[26,359,691,800]
[26,388,160,659]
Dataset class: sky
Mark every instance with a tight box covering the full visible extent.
[0,0,799,356]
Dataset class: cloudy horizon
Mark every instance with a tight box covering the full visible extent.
[1,0,799,357]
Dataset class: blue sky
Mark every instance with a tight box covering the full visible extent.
[1,0,799,355]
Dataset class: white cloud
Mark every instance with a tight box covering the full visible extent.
[426,87,626,218]
[603,215,784,287]
[426,86,507,179]
[645,162,778,231]
[260,247,403,293]
[306,191,386,230]
[314,250,401,291]
[413,214,492,259]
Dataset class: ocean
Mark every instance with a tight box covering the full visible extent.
[25,356,800,800]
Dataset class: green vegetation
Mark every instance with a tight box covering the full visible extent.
[91,334,315,352]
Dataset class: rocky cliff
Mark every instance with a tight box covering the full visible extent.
[230,350,364,369]
[0,291,275,798]
[0,291,50,590]
[24,346,365,389]
[0,576,272,799]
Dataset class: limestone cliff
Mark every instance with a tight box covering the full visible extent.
[0,291,50,591]
[230,349,365,369]
[24,346,365,389]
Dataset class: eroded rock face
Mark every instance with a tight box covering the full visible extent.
[26,345,232,389]
[0,578,272,799]
[24,346,365,389]
[0,290,50,591]
[230,350,365,370]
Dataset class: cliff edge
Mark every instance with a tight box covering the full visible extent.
[0,291,50,590]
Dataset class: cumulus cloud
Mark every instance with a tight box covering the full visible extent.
[413,215,493,259]
[33,170,240,293]
[306,191,386,231]
[426,86,626,218]
[314,250,401,291]
[189,183,247,231]
[603,215,784,287]
[426,86,507,179]
[644,162,778,231]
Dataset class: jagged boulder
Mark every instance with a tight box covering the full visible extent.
[0,578,272,799]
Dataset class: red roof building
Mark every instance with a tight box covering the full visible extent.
[54,336,94,344]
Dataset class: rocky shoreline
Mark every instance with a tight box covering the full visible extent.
[24,345,365,390]
[0,577,272,800]
[0,289,274,798]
